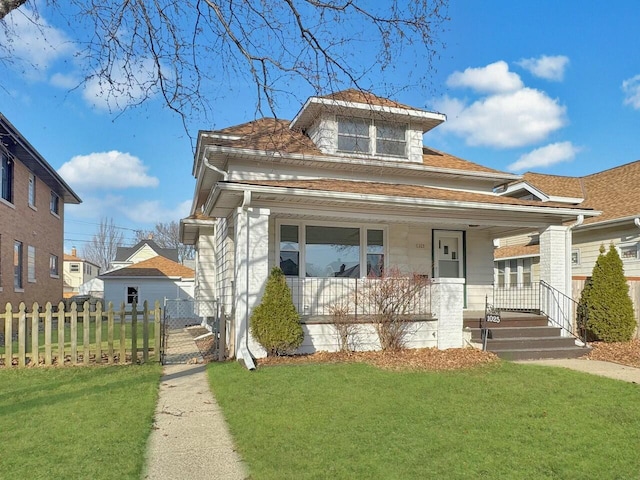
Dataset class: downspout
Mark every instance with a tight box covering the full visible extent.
[203,156,229,181]
[634,218,640,230]
[239,190,256,370]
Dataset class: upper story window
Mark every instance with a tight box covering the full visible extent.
[50,191,60,215]
[337,116,407,157]
[1,152,13,203]
[28,173,36,207]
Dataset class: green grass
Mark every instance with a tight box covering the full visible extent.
[0,364,162,479]
[208,361,640,479]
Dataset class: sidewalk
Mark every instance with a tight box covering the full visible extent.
[143,328,248,480]
[517,358,640,384]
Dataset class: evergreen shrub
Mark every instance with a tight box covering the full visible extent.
[577,244,636,342]
[250,267,304,356]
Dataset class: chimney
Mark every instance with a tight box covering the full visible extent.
[148,233,153,240]
[71,246,77,257]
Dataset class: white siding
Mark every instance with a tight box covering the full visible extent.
[572,225,640,278]
[466,230,494,311]
[103,278,194,308]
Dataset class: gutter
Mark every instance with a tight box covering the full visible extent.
[635,218,640,230]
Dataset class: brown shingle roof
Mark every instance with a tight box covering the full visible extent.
[521,172,584,198]
[422,147,504,174]
[495,244,540,259]
[318,89,417,110]
[522,160,640,225]
[101,256,194,279]
[237,179,587,209]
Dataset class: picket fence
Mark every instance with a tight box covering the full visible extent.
[0,300,162,368]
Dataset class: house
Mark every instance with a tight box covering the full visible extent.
[180,89,596,361]
[109,237,179,271]
[495,161,640,335]
[62,247,101,298]
[0,113,81,305]
[100,255,195,308]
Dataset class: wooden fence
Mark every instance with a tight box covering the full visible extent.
[0,301,162,368]
[572,279,640,339]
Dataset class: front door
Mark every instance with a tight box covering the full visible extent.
[433,230,464,279]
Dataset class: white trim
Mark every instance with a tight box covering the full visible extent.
[499,181,583,204]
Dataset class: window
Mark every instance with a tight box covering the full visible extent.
[337,117,406,157]
[495,258,534,287]
[279,225,299,276]
[522,258,532,286]
[376,121,406,156]
[1,152,13,203]
[50,191,60,215]
[127,286,139,305]
[496,261,505,287]
[306,226,360,277]
[620,244,638,260]
[337,117,370,153]
[509,259,518,287]
[571,249,580,266]
[278,223,385,278]
[50,254,59,277]
[366,229,384,277]
[28,173,36,207]
[27,245,35,283]
[14,241,23,289]
[70,263,80,272]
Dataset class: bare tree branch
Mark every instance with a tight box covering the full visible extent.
[82,217,125,272]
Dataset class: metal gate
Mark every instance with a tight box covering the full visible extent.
[162,298,223,364]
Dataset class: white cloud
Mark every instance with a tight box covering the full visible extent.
[507,142,581,172]
[123,199,192,224]
[446,61,523,94]
[82,57,159,111]
[58,151,159,190]
[622,75,640,109]
[439,87,566,148]
[50,72,79,89]
[0,7,75,78]
[517,55,569,81]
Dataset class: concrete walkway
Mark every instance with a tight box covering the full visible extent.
[143,329,248,480]
[517,358,640,384]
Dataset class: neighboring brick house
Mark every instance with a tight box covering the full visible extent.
[62,247,101,298]
[0,113,81,306]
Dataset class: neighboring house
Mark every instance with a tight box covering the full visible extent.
[109,238,179,271]
[495,161,640,334]
[180,89,596,361]
[100,255,195,308]
[63,247,101,298]
[0,113,81,305]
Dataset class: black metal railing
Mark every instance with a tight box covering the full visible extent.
[285,277,433,319]
[539,280,587,344]
[493,282,540,313]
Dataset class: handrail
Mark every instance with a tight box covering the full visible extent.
[539,280,587,346]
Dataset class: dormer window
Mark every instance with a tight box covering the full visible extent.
[337,116,406,157]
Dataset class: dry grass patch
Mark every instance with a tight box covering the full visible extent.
[256,347,499,371]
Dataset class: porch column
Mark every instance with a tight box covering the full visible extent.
[233,207,270,360]
[432,278,465,349]
[539,225,569,295]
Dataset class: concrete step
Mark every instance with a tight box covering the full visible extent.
[463,317,548,329]
[494,346,591,361]
[484,336,577,350]
[468,326,562,340]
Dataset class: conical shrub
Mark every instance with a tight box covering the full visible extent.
[250,267,303,356]
[578,244,635,342]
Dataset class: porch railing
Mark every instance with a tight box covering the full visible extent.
[285,277,432,319]
[493,282,540,312]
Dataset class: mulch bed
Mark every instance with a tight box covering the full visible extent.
[587,339,640,368]
[256,347,500,371]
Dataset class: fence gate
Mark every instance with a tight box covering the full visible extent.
[162,299,222,364]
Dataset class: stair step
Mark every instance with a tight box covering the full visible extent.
[468,326,561,339]
[463,318,548,328]
[495,346,591,361]
[485,336,577,350]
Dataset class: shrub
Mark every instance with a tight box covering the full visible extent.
[250,267,304,356]
[328,301,360,353]
[577,244,636,342]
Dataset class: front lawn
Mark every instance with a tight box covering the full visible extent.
[0,364,162,479]
[208,360,640,479]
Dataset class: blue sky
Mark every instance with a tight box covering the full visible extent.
[1,1,640,254]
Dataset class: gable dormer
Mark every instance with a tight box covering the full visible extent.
[290,89,445,164]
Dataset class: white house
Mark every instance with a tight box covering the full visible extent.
[63,247,101,298]
[181,89,597,362]
[100,255,195,308]
[109,238,179,271]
